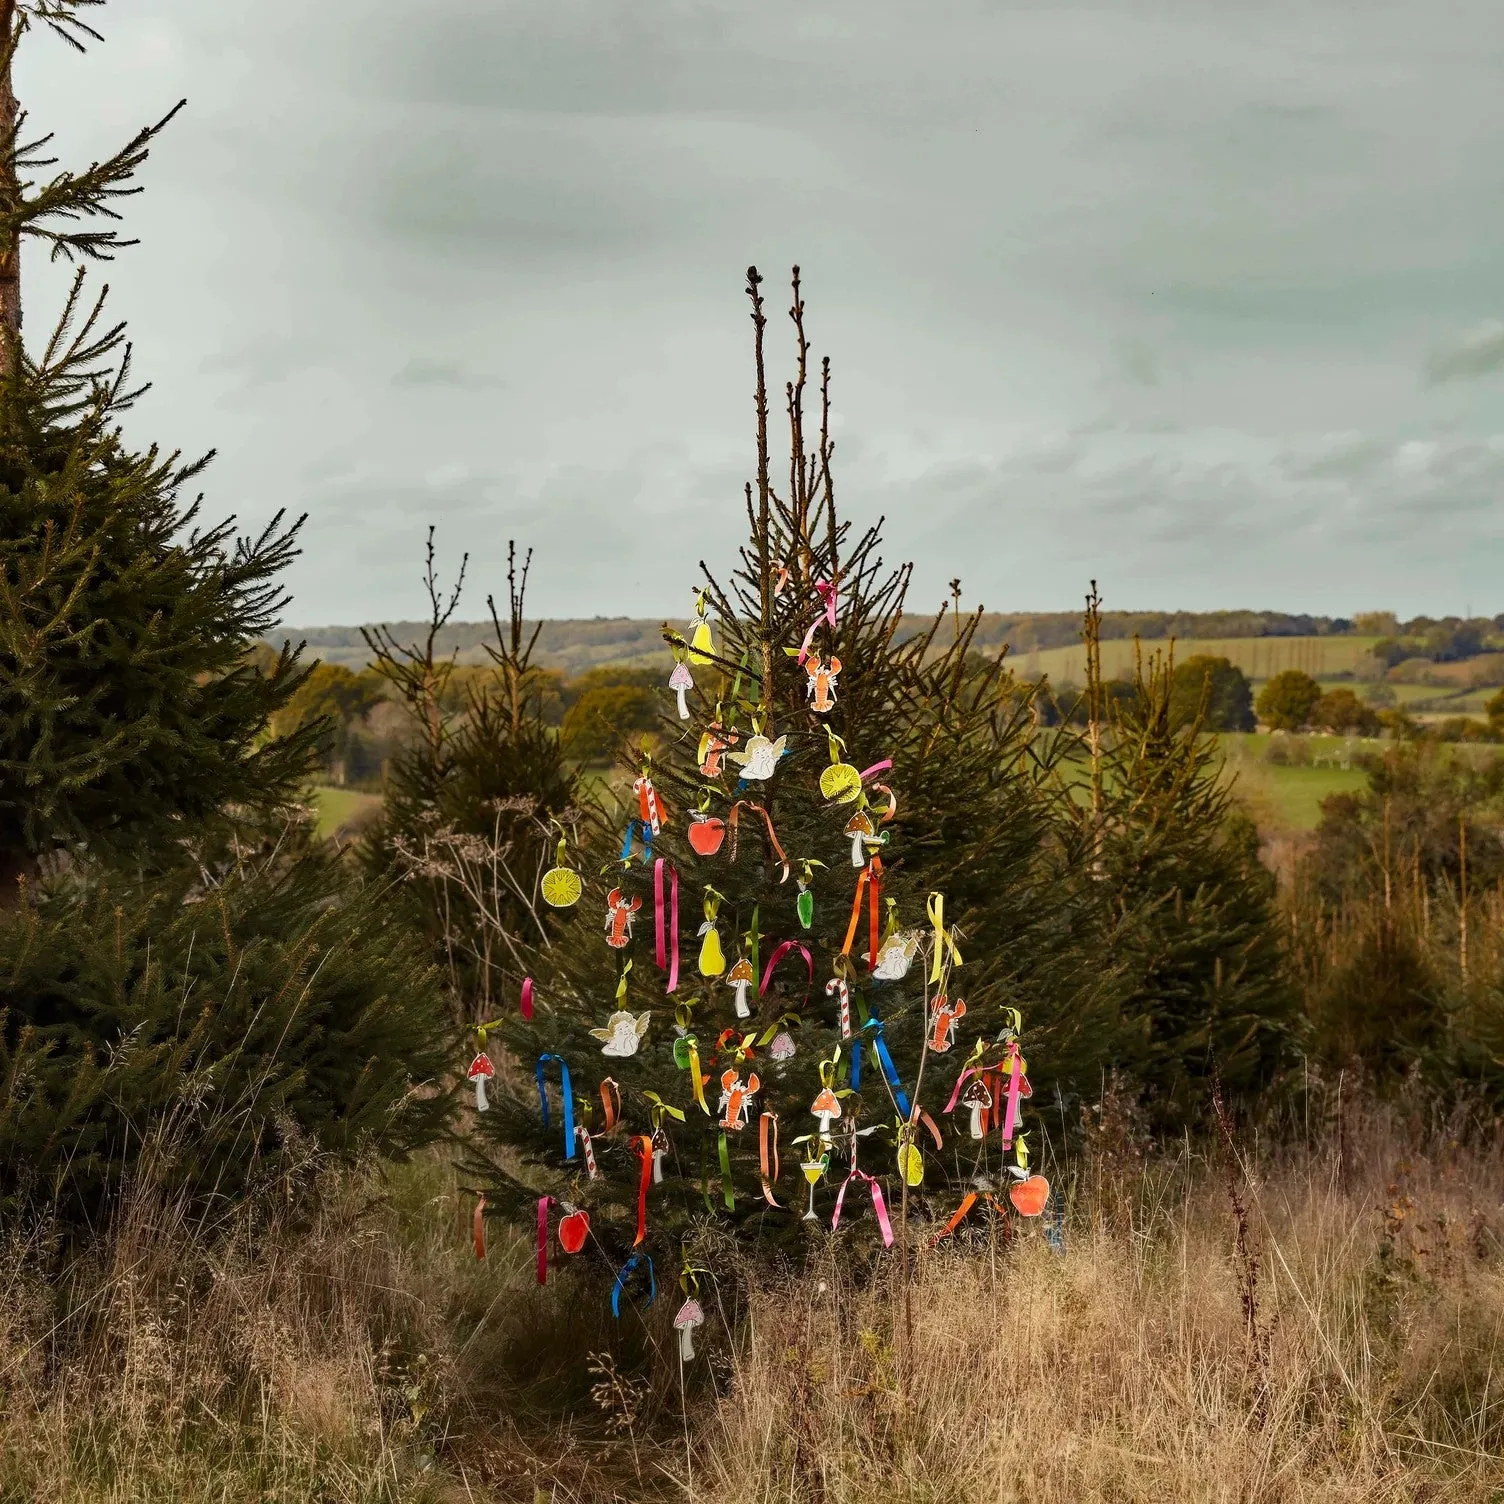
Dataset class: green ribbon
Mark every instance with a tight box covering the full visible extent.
[718,1131,735,1210]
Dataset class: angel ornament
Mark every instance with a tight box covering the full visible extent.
[805,655,842,714]
[730,731,788,782]
[873,929,919,981]
[591,1009,652,1058]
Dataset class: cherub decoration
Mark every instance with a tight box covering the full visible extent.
[730,731,788,782]
[591,1009,653,1057]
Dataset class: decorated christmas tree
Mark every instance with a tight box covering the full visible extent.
[468,270,1057,1315]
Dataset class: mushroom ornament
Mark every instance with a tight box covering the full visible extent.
[467,1052,495,1112]
[729,731,788,782]
[843,809,875,867]
[668,659,693,719]
[961,1076,993,1139]
[674,1298,705,1361]
[726,956,756,1018]
[811,1084,843,1137]
[590,1009,652,1058]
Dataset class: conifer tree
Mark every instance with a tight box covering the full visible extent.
[469,270,1056,1275]
[0,4,316,894]
[1084,606,1296,1129]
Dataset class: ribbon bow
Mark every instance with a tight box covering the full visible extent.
[831,1167,894,1247]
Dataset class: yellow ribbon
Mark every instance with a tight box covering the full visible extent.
[927,892,962,984]
[643,1090,686,1130]
[616,958,633,1003]
[688,1039,708,1115]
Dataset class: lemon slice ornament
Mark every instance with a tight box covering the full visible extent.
[540,830,583,908]
[818,729,862,804]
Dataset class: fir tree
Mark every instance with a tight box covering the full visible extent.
[469,269,1055,1274]
[1085,608,1297,1129]
[0,5,316,894]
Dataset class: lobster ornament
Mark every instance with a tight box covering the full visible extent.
[718,1069,759,1132]
[805,655,842,714]
[928,996,966,1054]
[698,718,740,779]
[604,889,642,949]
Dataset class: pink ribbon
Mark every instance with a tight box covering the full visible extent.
[520,977,534,1020]
[858,759,892,781]
[536,1195,551,1285]
[1001,1049,1023,1148]
[654,858,680,994]
[796,579,839,665]
[942,1066,980,1115]
[760,939,813,997]
[831,1168,894,1247]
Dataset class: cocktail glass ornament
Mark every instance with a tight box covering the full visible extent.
[730,729,788,782]
[928,995,966,1053]
[961,1076,993,1139]
[718,1068,758,1132]
[805,653,842,713]
[668,655,693,719]
[591,1008,651,1057]
[688,588,715,666]
[726,956,755,1018]
[604,888,641,948]
[540,827,583,908]
[800,1153,829,1222]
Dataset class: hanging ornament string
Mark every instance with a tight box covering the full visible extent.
[760,939,814,997]
[653,858,680,993]
[796,578,838,665]
[519,976,534,1019]
[927,890,963,985]
[728,800,791,882]
[535,1054,576,1160]
[611,1254,657,1318]
[759,1111,781,1207]
[630,1134,654,1245]
[841,856,883,971]
[831,1167,894,1247]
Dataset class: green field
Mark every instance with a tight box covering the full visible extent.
[1011,635,1380,685]
[309,785,382,838]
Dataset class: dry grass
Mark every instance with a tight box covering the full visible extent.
[2,1105,1501,1502]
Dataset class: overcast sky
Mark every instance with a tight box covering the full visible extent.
[25,0,1504,624]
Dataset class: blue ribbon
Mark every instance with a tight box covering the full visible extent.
[851,1002,910,1118]
[535,1053,576,1160]
[620,820,652,864]
[611,1253,656,1318]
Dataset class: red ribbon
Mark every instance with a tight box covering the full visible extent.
[759,939,813,997]
[930,1190,978,1247]
[631,1134,653,1246]
[473,1193,487,1261]
[520,977,534,1019]
[1001,1045,1024,1147]
[536,1195,551,1284]
[599,1077,621,1133]
[654,858,680,994]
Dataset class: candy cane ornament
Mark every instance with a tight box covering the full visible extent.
[826,976,852,1040]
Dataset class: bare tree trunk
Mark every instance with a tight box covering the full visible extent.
[0,0,18,371]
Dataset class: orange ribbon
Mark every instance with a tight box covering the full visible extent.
[759,1111,781,1207]
[930,1190,977,1247]
[729,800,790,883]
[840,856,883,971]
[472,1193,487,1260]
[599,1077,622,1133]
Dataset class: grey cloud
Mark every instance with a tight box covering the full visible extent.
[1425,322,1504,384]
[393,357,506,391]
